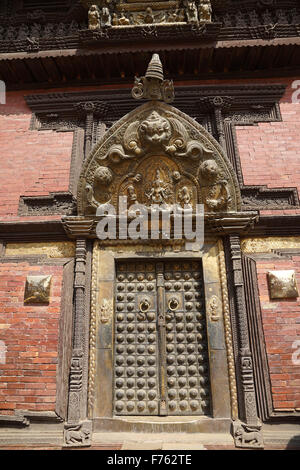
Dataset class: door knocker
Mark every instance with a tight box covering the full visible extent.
[168,297,179,311]
[137,298,151,321]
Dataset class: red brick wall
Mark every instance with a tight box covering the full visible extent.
[0,263,63,414]
[0,91,73,222]
[235,78,300,216]
[256,256,300,411]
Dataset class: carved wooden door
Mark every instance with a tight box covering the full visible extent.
[113,260,210,416]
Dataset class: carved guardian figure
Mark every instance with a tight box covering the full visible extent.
[88,5,101,30]
[200,160,231,211]
[185,0,198,24]
[198,0,212,23]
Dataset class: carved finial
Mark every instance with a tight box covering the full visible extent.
[131,54,175,103]
[145,54,164,81]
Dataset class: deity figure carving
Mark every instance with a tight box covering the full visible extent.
[101,5,111,27]
[178,186,192,207]
[167,10,179,23]
[118,11,130,25]
[200,160,231,211]
[126,184,138,206]
[132,7,166,25]
[88,5,101,30]
[112,13,119,25]
[185,0,198,24]
[146,169,172,205]
[198,0,212,23]
[144,7,154,24]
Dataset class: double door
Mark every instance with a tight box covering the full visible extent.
[113,260,210,416]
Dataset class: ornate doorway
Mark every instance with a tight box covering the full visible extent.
[113,259,210,417]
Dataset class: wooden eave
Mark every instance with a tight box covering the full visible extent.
[1,36,300,90]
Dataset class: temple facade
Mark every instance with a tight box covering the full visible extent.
[0,0,300,450]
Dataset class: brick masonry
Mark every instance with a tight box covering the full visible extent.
[256,256,300,411]
[235,77,300,216]
[0,90,74,222]
[0,262,63,414]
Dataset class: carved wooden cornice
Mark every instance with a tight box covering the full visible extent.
[0,21,299,56]
[25,84,286,123]
[2,41,300,91]
[61,212,259,238]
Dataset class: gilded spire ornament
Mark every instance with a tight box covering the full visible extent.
[131,54,175,103]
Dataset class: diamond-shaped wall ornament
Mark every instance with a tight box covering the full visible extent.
[24,275,52,304]
[267,270,299,300]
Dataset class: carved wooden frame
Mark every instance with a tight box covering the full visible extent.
[88,238,236,430]
[241,246,300,422]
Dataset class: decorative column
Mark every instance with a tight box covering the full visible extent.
[225,234,264,448]
[198,96,233,150]
[74,101,109,160]
[64,238,92,447]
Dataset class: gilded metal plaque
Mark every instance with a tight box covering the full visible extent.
[267,270,299,300]
[24,275,52,304]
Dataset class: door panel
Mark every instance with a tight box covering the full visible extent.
[113,260,210,416]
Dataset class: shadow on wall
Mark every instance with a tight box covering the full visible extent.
[286,435,300,450]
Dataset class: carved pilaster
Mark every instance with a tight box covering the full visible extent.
[65,238,92,446]
[225,235,261,431]
[74,101,110,159]
[198,96,233,150]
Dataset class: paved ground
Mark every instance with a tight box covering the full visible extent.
[0,429,300,450]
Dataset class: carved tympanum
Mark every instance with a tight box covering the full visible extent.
[77,100,241,216]
[200,159,231,212]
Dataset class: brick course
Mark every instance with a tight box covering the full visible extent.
[235,78,300,216]
[0,262,63,414]
[0,91,73,222]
